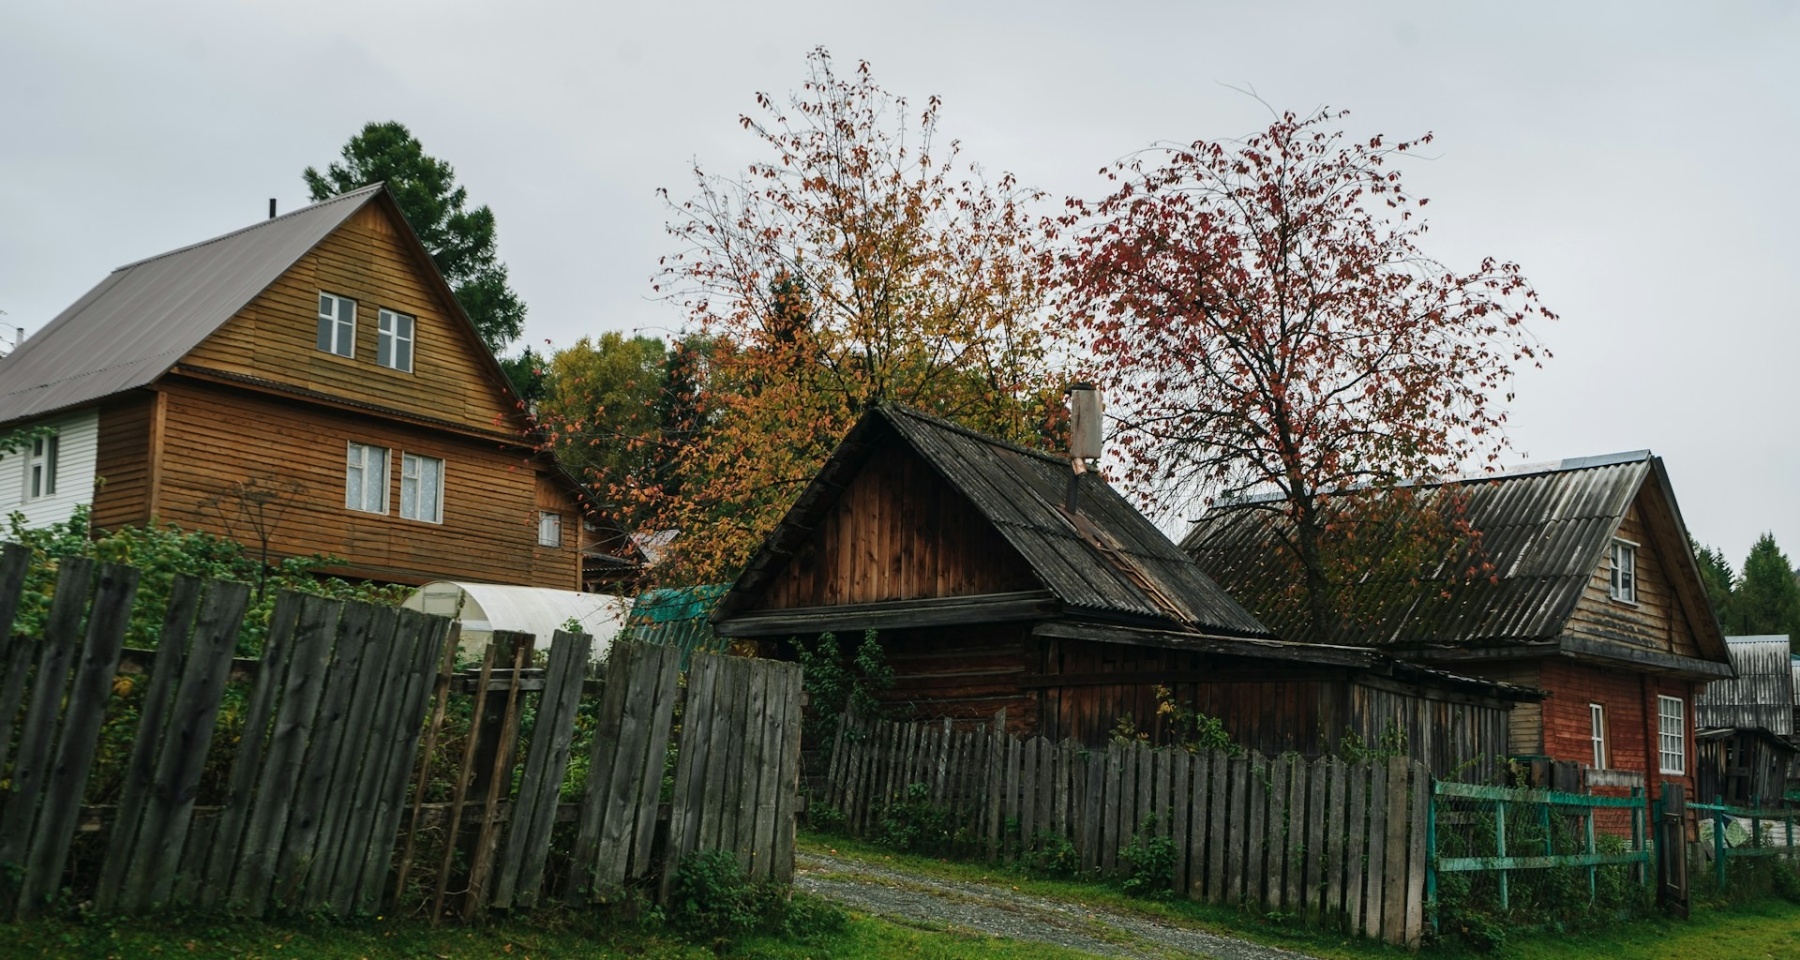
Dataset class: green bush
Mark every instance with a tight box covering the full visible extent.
[1118,814,1176,899]
[665,849,844,948]
[1020,830,1080,878]
[872,782,973,856]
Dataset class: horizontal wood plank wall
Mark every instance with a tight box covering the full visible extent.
[180,203,521,435]
[827,715,1429,948]
[762,442,1037,610]
[150,377,574,587]
[865,624,1037,732]
[1565,496,1700,657]
[92,392,155,532]
[531,473,580,590]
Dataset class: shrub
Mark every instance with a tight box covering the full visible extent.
[1020,830,1080,878]
[665,849,845,947]
[1118,814,1176,898]
[872,782,970,856]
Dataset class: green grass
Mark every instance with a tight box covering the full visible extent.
[797,830,1800,959]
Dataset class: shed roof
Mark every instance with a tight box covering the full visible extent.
[716,405,1269,638]
[1183,451,1729,662]
[1698,637,1795,736]
[0,185,384,425]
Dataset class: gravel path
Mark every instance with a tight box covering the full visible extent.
[795,851,1324,960]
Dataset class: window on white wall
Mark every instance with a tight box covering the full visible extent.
[400,453,443,523]
[377,309,415,372]
[317,292,356,358]
[538,511,562,547]
[24,432,58,500]
[1657,695,1685,775]
[345,442,389,514]
[1609,539,1637,603]
[1589,703,1607,769]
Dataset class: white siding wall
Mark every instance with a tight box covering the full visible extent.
[0,407,99,530]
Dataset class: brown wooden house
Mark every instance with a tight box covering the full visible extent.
[0,184,597,589]
[712,406,1538,777]
[1185,451,1734,800]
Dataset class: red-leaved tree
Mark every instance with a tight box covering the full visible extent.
[1056,109,1552,637]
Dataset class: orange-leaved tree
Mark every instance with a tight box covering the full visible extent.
[644,48,1064,584]
[1056,109,1552,639]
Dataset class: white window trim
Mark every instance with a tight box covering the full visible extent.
[1657,695,1685,775]
[399,452,445,524]
[1589,703,1607,770]
[538,511,562,548]
[377,308,416,373]
[24,431,58,501]
[345,442,389,514]
[1608,538,1638,605]
[318,292,357,358]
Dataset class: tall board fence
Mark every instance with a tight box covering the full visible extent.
[824,711,1429,947]
[0,543,801,923]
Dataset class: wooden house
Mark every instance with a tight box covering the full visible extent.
[1186,451,1734,800]
[1694,636,1797,804]
[0,185,596,589]
[711,406,1538,776]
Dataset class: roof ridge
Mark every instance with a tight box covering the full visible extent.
[1213,450,1656,509]
[878,403,1070,467]
[113,183,385,273]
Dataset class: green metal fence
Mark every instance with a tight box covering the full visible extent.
[1690,798,1800,889]
[1429,780,1652,928]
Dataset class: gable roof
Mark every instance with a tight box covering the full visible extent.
[715,405,1270,638]
[1183,451,1729,661]
[1697,636,1795,735]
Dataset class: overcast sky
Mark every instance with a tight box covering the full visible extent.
[3,1,1795,569]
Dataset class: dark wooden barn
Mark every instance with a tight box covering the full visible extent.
[712,405,1538,776]
[1695,636,1797,803]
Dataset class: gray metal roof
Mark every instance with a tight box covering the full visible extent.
[1696,636,1795,735]
[0,185,383,425]
[717,405,1271,638]
[1184,452,1711,649]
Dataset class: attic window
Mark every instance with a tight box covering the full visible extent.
[1608,539,1637,604]
[377,309,415,372]
[317,292,356,358]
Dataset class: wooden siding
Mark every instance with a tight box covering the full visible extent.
[91,392,155,533]
[760,443,1037,610]
[531,472,581,591]
[1565,496,1702,658]
[148,377,575,587]
[1455,661,1545,756]
[811,624,1036,734]
[179,203,520,435]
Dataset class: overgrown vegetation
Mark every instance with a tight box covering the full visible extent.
[667,849,846,949]
[792,630,892,749]
[1117,814,1177,899]
[869,782,977,858]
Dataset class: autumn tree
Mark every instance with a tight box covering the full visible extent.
[305,121,527,352]
[536,332,672,531]
[646,48,1063,583]
[1059,109,1552,638]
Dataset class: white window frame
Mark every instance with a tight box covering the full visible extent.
[1608,539,1638,604]
[377,308,415,373]
[399,452,444,524]
[1589,703,1607,770]
[345,442,389,514]
[24,431,58,500]
[318,292,356,358]
[538,511,562,548]
[1657,695,1686,775]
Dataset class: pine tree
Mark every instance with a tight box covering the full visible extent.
[1733,533,1800,646]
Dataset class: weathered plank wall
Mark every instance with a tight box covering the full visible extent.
[825,712,1431,949]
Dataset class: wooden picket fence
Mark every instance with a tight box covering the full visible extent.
[0,543,802,922]
[825,712,1429,948]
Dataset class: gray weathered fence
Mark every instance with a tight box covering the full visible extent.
[825,711,1429,948]
[0,543,801,922]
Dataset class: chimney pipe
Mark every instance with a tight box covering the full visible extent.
[1064,382,1102,512]
[269,198,277,219]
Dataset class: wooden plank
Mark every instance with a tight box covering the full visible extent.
[771,663,804,884]
[711,658,751,859]
[1207,750,1228,903]
[327,608,422,915]
[700,658,743,854]
[1245,753,1266,909]
[1266,755,1288,912]
[272,601,375,908]
[305,604,400,910]
[0,543,34,780]
[750,661,786,881]
[660,651,718,903]
[1080,747,1103,872]
[0,556,95,917]
[1020,733,1039,845]
[1055,739,1073,845]
[1226,755,1247,904]
[987,710,1005,861]
[464,636,533,921]
[1100,741,1121,871]
[1325,758,1348,923]
[199,593,302,909]
[430,640,498,922]
[1171,750,1190,895]
[1187,751,1209,900]
[391,619,461,911]
[95,575,203,913]
[492,628,579,909]
[355,610,451,917]
[129,581,250,912]
[572,640,637,898]
[1306,756,1327,920]
[1345,761,1369,934]
[1003,734,1022,862]
[16,562,140,919]
[632,645,683,880]
[730,658,769,873]
[1362,760,1388,940]
[1382,755,1409,945]
[1405,761,1428,950]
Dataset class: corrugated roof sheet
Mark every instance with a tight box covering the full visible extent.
[718,405,1270,638]
[0,185,383,425]
[1697,637,1795,735]
[1183,454,1655,646]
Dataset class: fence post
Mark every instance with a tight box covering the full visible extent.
[1425,779,1437,936]
[1495,799,1509,913]
[1715,794,1726,890]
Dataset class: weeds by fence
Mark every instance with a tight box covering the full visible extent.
[823,711,1429,947]
[0,544,801,923]
[1692,799,1800,894]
